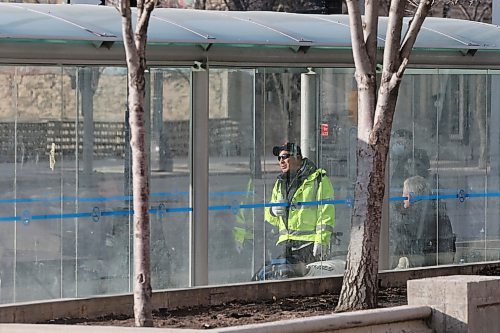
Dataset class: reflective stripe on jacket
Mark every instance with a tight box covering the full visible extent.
[265,168,335,245]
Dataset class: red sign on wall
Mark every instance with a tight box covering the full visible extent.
[321,123,329,137]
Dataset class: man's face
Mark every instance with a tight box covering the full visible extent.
[278,150,301,173]
[391,136,409,156]
[403,189,410,208]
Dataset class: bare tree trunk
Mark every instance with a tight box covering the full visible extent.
[338,144,384,309]
[336,0,431,311]
[336,80,400,310]
[119,0,155,326]
[130,71,153,327]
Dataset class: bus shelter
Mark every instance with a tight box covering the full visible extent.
[0,3,500,303]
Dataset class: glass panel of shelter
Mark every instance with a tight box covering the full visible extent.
[317,68,357,271]
[74,66,131,297]
[60,66,78,299]
[0,65,17,304]
[389,69,492,270]
[1,64,499,303]
[1,65,96,302]
[487,71,500,263]
[148,68,191,290]
[207,68,257,284]
[201,66,354,284]
[438,71,487,265]
[390,72,441,269]
[10,66,66,302]
[3,65,135,300]
[261,68,304,280]
[255,67,353,280]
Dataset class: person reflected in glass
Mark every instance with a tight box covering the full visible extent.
[264,142,335,271]
[233,178,255,256]
[392,175,456,269]
[390,129,431,190]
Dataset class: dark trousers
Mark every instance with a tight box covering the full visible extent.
[279,240,315,264]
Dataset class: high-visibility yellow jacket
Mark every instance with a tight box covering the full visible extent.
[233,178,254,247]
[265,159,335,246]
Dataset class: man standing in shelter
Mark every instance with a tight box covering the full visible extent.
[265,142,335,265]
[390,129,431,190]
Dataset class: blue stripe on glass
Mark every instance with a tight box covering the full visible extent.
[2,190,500,222]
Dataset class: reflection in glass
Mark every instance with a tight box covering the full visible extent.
[75,66,130,297]
[0,63,498,303]
[149,68,191,290]
[391,175,455,268]
[207,68,257,284]
[389,71,493,269]
[0,66,17,303]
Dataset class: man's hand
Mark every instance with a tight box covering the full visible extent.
[313,243,329,259]
[271,199,286,216]
[271,204,286,217]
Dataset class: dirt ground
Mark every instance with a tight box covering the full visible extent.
[46,265,500,329]
[46,286,407,329]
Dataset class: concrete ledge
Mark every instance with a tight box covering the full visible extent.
[0,324,201,332]
[378,261,500,288]
[408,275,500,333]
[216,305,432,333]
[0,261,498,324]
[0,305,432,333]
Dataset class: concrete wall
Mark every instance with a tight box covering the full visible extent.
[408,275,500,333]
[0,261,498,325]
[4,263,500,332]
[0,306,433,333]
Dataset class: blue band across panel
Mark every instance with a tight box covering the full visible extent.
[1,190,500,223]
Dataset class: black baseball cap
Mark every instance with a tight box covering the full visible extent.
[272,142,302,157]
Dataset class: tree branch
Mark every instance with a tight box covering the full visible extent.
[223,0,232,10]
[457,2,472,20]
[345,0,372,74]
[364,0,379,70]
[120,0,139,66]
[400,0,432,62]
[472,1,479,21]
[135,0,156,52]
[478,5,490,21]
[381,0,405,75]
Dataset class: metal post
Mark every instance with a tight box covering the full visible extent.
[491,1,500,246]
[80,68,94,183]
[489,75,500,240]
[252,71,264,275]
[253,73,263,179]
[144,70,151,178]
[301,70,318,163]
[189,63,209,287]
[152,71,173,172]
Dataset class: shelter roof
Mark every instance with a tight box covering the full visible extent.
[1,3,499,67]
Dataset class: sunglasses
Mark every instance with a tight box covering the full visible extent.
[278,154,291,161]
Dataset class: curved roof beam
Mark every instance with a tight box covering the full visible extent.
[221,12,313,44]
[151,14,216,41]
